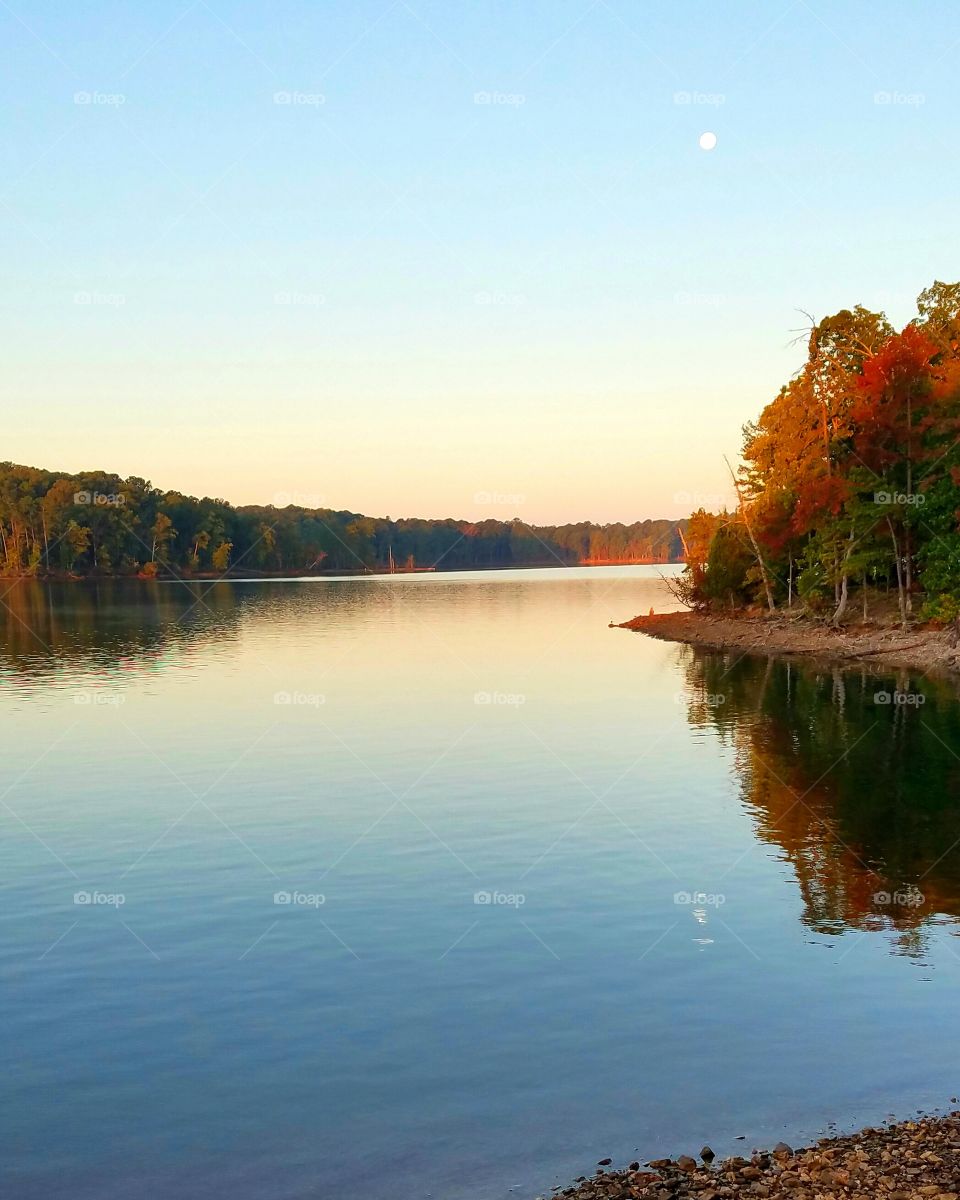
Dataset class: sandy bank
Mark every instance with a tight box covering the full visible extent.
[616,609,960,677]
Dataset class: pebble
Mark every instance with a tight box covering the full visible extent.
[551,1110,960,1200]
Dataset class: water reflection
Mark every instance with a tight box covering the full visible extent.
[0,579,249,682]
[679,648,960,954]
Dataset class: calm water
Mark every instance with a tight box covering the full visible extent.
[3,567,960,1200]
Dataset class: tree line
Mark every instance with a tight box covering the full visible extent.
[681,280,960,625]
[0,464,684,577]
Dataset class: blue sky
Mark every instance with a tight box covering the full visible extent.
[2,0,957,522]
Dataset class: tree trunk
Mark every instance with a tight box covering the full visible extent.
[831,530,855,626]
[725,456,776,612]
[887,517,908,629]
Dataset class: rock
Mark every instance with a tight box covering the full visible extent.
[700,1146,715,1161]
[773,1142,793,1158]
[597,1159,612,1167]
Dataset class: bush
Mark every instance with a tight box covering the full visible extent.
[920,592,960,624]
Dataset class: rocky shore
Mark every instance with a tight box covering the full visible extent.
[547,1113,960,1200]
[617,610,960,677]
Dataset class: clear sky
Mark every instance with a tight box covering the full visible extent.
[3,0,957,524]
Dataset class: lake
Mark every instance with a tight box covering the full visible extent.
[3,566,960,1200]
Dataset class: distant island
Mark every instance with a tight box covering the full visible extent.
[0,462,684,579]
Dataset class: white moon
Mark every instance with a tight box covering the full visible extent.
[698,131,718,151]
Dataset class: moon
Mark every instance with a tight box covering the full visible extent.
[699,131,718,151]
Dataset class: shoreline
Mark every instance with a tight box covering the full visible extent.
[616,609,960,677]
[0,561,684,585]
[548,1111,960,1198]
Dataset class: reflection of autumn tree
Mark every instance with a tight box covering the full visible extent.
[0,580,245,681]
[678,648,960,955]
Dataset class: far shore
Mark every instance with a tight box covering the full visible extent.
[0,560,684,584]
[617,608,960,677]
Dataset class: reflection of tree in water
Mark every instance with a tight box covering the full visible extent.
[0,580,247,682]
[677,647,960,957]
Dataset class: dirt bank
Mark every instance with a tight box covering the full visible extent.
[616,609,960,677]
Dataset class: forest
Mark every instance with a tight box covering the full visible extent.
[682,280,960,625]
[0,464,683,577]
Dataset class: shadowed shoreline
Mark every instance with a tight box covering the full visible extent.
[617,609,960,677]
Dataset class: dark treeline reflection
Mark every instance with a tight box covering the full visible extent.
[680,649,960,956]
[0,579,248,681]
